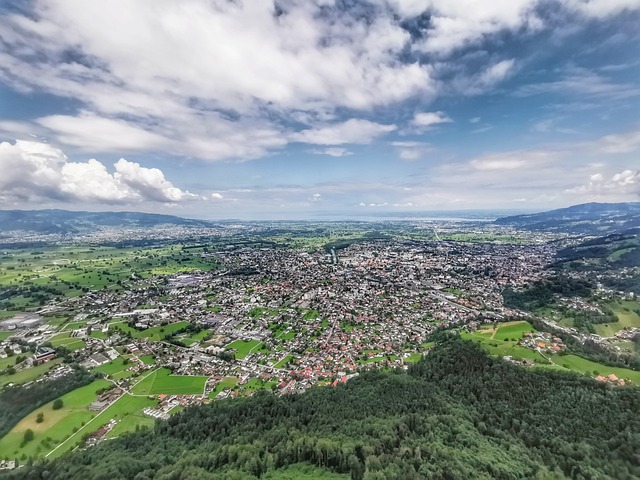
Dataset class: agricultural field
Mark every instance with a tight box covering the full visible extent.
[0,379,110,459]
[130,368,207,396]
[594,300,640,337]
[0,245,220,313]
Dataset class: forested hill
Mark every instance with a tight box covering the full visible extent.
[4,339,639,480]
[0,209,213,235]
[495,202,640,234]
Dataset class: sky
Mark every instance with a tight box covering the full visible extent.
[0,0,639,220]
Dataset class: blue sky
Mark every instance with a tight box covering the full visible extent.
[0,0,639,219]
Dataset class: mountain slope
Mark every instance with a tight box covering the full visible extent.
[495,202,640,234]
[0,209,213,235]
[3,339,638,480]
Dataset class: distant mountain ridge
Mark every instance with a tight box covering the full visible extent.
[0,209,214,235]
[495,202,640,234]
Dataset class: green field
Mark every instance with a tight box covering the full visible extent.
[549,354,640,383]
[493,321,535,341]
[209,377,239,398]
[227,339,263,359]
[92,357,136,380]
[461,331,548,363]
[274,354,293,369]
[0,359,63,387]
[48,393,158,459]
[463,328,640,384]
[49,332,86,351]
[130,368,207,395]
[0,245,220,313]
[594,301,640,337]
[139,355,156,365]
[0,379,110,458]
[113,321,190,341]
[181,329,212,346]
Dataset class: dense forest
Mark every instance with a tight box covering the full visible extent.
[3,339,639,480]
[502,275,593,311]
[0,367,94,439]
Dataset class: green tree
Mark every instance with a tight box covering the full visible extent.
[23,429,34,443]
[52,398,64,410]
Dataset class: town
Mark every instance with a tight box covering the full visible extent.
[0,221,638,461]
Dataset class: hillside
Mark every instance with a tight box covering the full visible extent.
[3,339,639,480]
[495,202,640,234]
[0,210,213,235]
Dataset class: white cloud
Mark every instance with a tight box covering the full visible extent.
[568,170,640,197]
[311,147,353,157]
[411,111,452,130]
[469,150,557,170]
[291,119,396,145]
[0,140,195,204]
[0,1,434,161]
[210,193,224,200]
[594,128,640,154]
[392,141,432,160]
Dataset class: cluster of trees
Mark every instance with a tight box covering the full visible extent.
[0,367,93,439]
[502,275,593,311]
[3,339,639,479]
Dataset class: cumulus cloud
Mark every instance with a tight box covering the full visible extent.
[0,1,433,161]
[0,140,195,204]
[290,119,396,145]
[567,170,640,197]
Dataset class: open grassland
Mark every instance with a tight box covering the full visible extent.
[0,359,63,387]
[594,300,640,337]
[48,393,158,459]
[0,379,110,459]
[131,368,207,396]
